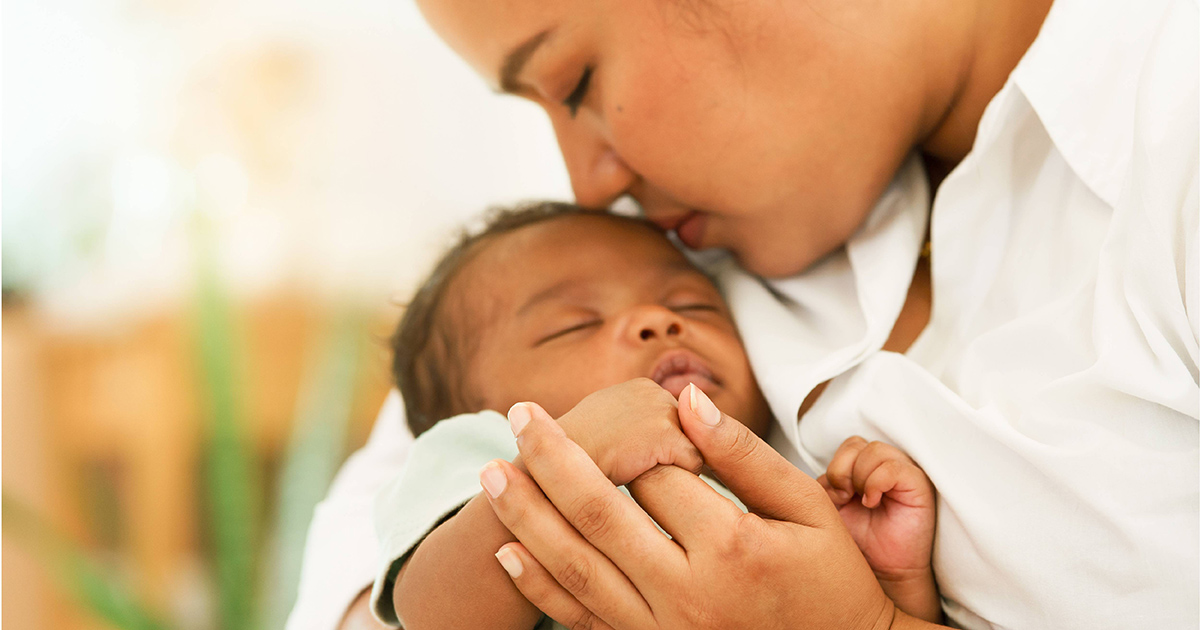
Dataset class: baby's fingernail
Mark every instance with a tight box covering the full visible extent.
[690,384,721,427]
[508,403,532,436]
[480,461,507,498]
[495,547,523,578]
[832,489,851,502]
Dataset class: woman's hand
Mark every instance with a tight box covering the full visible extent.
[480,383,940,630]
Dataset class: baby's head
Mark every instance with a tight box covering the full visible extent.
[393,202,772,438]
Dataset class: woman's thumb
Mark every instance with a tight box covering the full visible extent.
[678,383,836,527]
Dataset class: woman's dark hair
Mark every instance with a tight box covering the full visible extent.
[392,201,659,437]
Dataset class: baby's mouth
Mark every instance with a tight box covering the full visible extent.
[650,350,720,398]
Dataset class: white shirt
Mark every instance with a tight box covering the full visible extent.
[286,392,413,630]
[288,0,1198,625]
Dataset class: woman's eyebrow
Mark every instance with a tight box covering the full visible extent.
[499,29,552,94]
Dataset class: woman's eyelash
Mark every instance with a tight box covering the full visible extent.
[536,319,601,346]
[563,66,593,117]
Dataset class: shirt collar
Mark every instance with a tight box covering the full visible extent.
[1011,0,1173,206]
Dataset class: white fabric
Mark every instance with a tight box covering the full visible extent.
[721,0,1199,626]
[717,155,930,454]
[368,411,514,626]
[285,392,414,630]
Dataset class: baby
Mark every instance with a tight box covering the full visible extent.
[374,202,942,628]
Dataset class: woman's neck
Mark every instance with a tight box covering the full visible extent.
[918,0,1056,172]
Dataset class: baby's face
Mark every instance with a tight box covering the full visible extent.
[452,215,772,436]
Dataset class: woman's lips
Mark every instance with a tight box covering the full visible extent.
[649,211,708,250]
[674,211,707,249]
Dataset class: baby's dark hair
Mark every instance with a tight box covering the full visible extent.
[391,201,663,437]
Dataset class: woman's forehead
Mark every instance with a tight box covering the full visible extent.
[416,0,569,86]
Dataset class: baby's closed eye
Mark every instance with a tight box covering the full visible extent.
[534,319,602,346]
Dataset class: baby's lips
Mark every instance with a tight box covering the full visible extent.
[649,349,718,397]
[657,373,715,398]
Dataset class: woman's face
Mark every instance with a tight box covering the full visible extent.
[417,0,947,277]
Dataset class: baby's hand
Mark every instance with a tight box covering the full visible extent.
[817,437,936,586]
[514,378,703,486]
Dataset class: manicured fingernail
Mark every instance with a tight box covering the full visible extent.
[480,462,507,498]
[508,403,532,436]
[495,547,523,578]
[690,384,721,426]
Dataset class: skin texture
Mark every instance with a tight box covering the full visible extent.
[415,0,1050,278]
[485,384,912,630]
[456,214,771,430]
[390,215,773,630]
[818,437,942,624]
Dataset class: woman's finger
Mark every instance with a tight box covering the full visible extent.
[508,402,687,581]
[496,543,617,630]
[625,464,743,549]
[480,459,653,628]
[677,384,838,527]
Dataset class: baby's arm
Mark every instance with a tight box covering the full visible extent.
[392,486,539,630]
[817,437,942,624]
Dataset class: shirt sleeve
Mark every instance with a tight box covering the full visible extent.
[369,410,515,625]
[285,391,414,630]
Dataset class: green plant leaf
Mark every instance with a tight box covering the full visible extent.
[2,492,171,630]
[259,308,366,630]
[192,222,258,630]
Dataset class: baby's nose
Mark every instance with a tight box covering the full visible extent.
[639,321,681,340]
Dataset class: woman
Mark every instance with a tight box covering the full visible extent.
[313,0,1198,627]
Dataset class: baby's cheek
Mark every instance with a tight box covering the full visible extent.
[522,364,619,419]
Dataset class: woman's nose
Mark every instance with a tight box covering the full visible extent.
[550,113,637,209]
[624,305,685,344]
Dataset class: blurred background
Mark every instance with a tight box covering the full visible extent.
[2,0,572,628]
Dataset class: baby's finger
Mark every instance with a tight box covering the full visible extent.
[850,442,913,503]
[816,473,853,507]
[825,436,869,496]
[860,460,904,508]
[496,543,616,630]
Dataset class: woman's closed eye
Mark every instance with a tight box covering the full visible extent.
[535,319,602,346]
[562,66,592,117]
